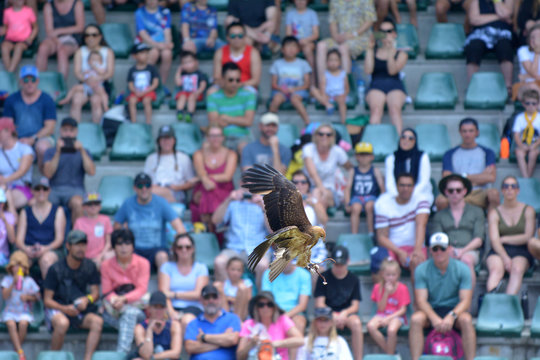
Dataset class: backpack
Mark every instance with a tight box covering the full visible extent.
[424,329,464,360]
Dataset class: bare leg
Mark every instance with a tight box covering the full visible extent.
[515,147,530,178]
[366,316,387,352]
[269,92,286,113]
[68,195,84,224]
[455,312,476,360]
[18,320,28,344]
[409,311,429,360]
[128,97,138,123]
[9,42,28,73]
[386,318,402,354]
[57,44,78,81]
[68,89,88,122]
[506,256,529,295]
[176,94,187,111]
[338,44,351,74]
[407,0,418,27]
[39,251,59,280]
[527,148,539,177]
[1,41,14,71]
[461,253,477,291]
[290,94,310,124]
[347,314,363,360]
[6,320,22,352]
[234,284,251,321]
[143,97,153,124]
[36,38,58,72]
[366,89,386,125]
[365,201,375,234]
[528,237,540,259]
[91,0,108,24]
[159,49,173,85]
[81,313,103,360]
[155,250,169,270]
[50,312,70,350]
[486,254,505,292]
[213,253,230,282]
[187,94,197,113]
[375,0,391,28]
[310,87,332,108]
[435,0,451,22]
[350,202,363,234]
[334,93,347,123]
[316,41,328,87]
[467,63,480,83]
[387,90,406,134]
[500,60,513,89]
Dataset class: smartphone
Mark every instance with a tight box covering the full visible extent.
[61,137,76,153]
[242,193,253,200]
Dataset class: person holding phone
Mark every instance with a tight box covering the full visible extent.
[42,117,96,225]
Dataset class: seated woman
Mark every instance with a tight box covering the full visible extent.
[236,292,304,360]
[302,124,352,211]
[180,0,225,54]
[144,125,197,203]
[158,233,209,329]
[365,17,408,134]
[486,176,536,295]
[512,25,540,102]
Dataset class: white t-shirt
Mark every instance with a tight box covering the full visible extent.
[296,336,353,360]
[144,151,195,186]
[302,143,348,190]
[384,152,433,204]
[512,111,540,136]
[518,45,540,80]
[374,193,431,247]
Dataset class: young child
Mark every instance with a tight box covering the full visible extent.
[1,251,40,360]
[344,142,384,235]
[269,36,312,125]
[215,257,252,321]
[367,258,410,355]
[73,193,114,269]
[0,0,37,73]
[513,89,540,178]
[285,0,319,72]
[174,51,208,122]
[59,50,109,111]
[127,43,160,124]
[311,49,350,123]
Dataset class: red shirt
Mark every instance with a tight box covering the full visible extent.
[101,254,150,303]
[222,44,252,83]
[371,281,411,316]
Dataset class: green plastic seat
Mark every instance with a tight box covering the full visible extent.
[414,72,458,109]
[208,0,228,10]
[361,124,398,161]
[38,71,67,104]
[363,355,401,360]
[333,123,353,151]
[476,123,501,160]
[37,351,75,360]
[308,0,328,11]
[476,294,524,337]
[77,123,107,160]
[426,23,466,59]
[172,122,203,157]
[0,351,19,360]
[336,234,373,275]
[464,72,508,109]
[91,351,126,360]
[474,357,509,360]
[315,74,358,110]
[110,123,155,160]
[98,175,135,215]
[419,356,453,360]
[396,24,419,59]
[398,0,428,11]
[415,124,451,161]
[515,177,540,213]
[0,71,18,94]
[191,232,220,272]
[530,297,540,337]
[101,23,133,59]
[277,123,300,149]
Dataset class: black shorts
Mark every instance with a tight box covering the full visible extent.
[465,38,514,65]
[487,244,534,267]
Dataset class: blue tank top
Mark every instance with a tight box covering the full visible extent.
[141,320,171,350]
[351,166,380,197]
[24,204,59,246]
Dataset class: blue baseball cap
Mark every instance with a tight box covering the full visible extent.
[19,65,39,80]
[370,246,390,274]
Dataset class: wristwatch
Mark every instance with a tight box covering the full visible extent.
[201,334,207,343]
[449,310,458,320]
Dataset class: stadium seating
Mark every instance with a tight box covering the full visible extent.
[172,122,204,157]
[363,355,402,360]
[396,24,419,59]
[191,232,220,273]
[474,357,509,360]
[101,23,134,59]
[476,294,524,337]
[109,123,155,161]
[425,23,466,59]
[314,74,358,110]
[398,0,428,11]
[361,124,399,161]
[0,352,18,360]
[0,71,18,95]
[77,123,107,160]
[91,351,126,360]
[477,123,501,160]
[98,175,135,215]
[516,177,540,213]
[0,300,43,332]
[530,297,540,338]
[415,124,451,161]
[38,71,67,104]
[208,0,229,11]
[333,123,353,150]
[336,233,373,276]
[464,72,508,109]
[37,351,75,360]
[414,72,458,109]
[419,356,453,360]
[277,123,300,149]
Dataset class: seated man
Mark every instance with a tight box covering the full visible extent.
[374,173,430,284]
[225,0,277,49]
[437,117,499,211]
[43,230,103,360]
[114,172,186,269]
[184,284,241,360]
[314,246,363,360]
[43,117,96,224]
[212,187,269,288]
[433,174,484,289]
[206,62,256,152]
[409,232,476,360]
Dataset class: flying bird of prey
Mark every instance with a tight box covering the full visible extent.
[242,163,331,283]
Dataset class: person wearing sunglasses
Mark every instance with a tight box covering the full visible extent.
[3,66,56,173]
[237,291,303,360]
[184,284,242,360]
[433,174,485,290]
[513,89,540,177]
[100,229,150,353]
[114,172,186,270]
[410,232,476,360]
[485,176,535,295]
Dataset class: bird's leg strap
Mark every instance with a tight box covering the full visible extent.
[307,258,336,285]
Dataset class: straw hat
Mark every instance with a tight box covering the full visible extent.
[6,250,30,275]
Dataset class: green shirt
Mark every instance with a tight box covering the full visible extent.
[206,88,256,136]
[432,203,485,248]
[414,258,471,309]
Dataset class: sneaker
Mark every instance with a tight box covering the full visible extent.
[184,113,192,123]
[177,111,184,121]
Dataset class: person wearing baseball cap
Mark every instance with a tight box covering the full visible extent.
[184,284,242,359]
[314,245,363,359]
[345,141,384,235]
[114,172,186,269]
[241,112,292,174]
[127,41,159,124]
[433,173,484,289]
[409,231,475,360]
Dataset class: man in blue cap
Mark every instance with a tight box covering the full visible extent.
[3,65,56,171]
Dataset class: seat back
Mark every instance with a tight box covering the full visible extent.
[277,123,300,149]
[414,72,458,109]
[191,232,220,272]
[476,294,524,337]
[37,351,75,360]
[516,177,540,213]
[418,356,453,360]
[476,123,501,160]
[110,123,155,160]
[77,123,107,160]
[172,123,203,157]
[91,351,127,360]
[336,234,373,275]
[465,72,508,109]
[101,23,133,59]
[396,24,419,58]
[473,357,510,360]
[208,0,229,10]
[98,175,135,215]
[415,124,451,161]
[531,297,540,337]
[363,355,402,360]
[38,71,67,102]
[0,351,19,360]
[361,124,398,161]
[0,72,18,94]
[426,23,466,59]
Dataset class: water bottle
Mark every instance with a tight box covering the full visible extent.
[521,290,529,319]
[15,267,23,291]
[357,79,365,106]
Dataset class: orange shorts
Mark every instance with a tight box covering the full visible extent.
[175,91,204,101]
[127,91,157,102]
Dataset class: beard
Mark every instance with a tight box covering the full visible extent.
[205,304,219,316]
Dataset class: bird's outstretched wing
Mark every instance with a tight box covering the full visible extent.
[242,163,312,232]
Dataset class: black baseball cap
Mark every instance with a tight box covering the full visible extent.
[158,125,175,138]
[60,117,78,128]
[201,284,219,298]
[314,307,333,319]
[149,291,167,307]
[132,42,151,54]
[134,172,152,186]
[66,230,87,244]
[332,245,349,265]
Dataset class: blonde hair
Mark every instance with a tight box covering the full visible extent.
[312,124,336,147]
[306,317,338,353]
[378,258,401,290]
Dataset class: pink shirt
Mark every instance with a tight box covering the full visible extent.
[3,6,35,42]
[239,315,295,360]
[100,253,150,303]
[74,215,113,259]
[371,282,411,318]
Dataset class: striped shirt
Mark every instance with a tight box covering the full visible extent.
[206,88,256,136]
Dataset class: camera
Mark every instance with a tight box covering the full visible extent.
[61,137,76,153]
[242,192,253,200]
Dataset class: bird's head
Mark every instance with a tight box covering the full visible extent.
[311,226,326,241]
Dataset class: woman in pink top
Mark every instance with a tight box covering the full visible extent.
[1,0,38,72]
[237,291,303,360]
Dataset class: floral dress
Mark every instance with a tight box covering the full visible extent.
[1,275,39,322]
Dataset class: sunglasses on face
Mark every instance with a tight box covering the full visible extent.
[228,33,245,39]
[524,101,538,106]
[175,244,193,250]
[23,77,36,83]
[400,135,415,141]
[33,186,49,192]
[292,180,308,185]
[446,187,464,194]
[84,33,100,38]
[227,77,241,83]
[317,132,333,137]
[432,246,447,252]
[136,183,151,189]
[502,183,519,190]
[316,317,331,322]
[380,28,395,33]
[256,302,275,309]
[203,294,218,300]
